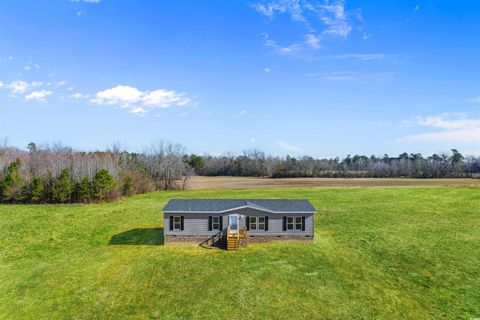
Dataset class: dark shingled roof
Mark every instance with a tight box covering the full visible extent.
[163,199,315,213]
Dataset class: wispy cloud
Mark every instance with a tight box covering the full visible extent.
[25,90,52,102]
[277,140,302,152]
[70,92,88,99]
[7,80,42,95]
[91,85,190,115]
[252,0,362,54]
[319,1,352,37]
[23,61,40,72]
[261,33,303,55]
[333,53,386,61]
[305,33,321,49]
[250,137,256,144]
[322,70,395,83]
[264,67,272,73]
[398,115,480,143]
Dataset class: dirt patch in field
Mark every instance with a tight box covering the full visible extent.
[184,176,480,190]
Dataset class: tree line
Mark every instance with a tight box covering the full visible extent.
[0,141,191,204]
[185,149,480,179]
[1,140,479,204]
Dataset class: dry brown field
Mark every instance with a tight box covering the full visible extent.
[184,176,480,190]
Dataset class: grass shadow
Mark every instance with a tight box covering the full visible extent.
[109,228,164,245]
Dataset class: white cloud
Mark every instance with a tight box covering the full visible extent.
[23,62,40,72]
[305,33,321,49]
[264,67,272,73]
[251,3,286,18]
[91,85,190,115]
[143,89,189,108]
[319,1,352,37]
[334,53,385,61]
[25,90,52,102]
[398,115,480,143]
[417,116,480,130]
[322,70,395,83]
[91,85,143,106]
[70,93,88,99]
[277,140,302,152]
[261,33,303,55]
[253,0,360,54]
[8,80,30,95]
[0,81,3,88]
[250,137,256,144]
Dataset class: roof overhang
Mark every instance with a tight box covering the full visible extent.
[164,204,315,214]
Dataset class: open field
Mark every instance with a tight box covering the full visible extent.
[185,175,480,189]
[1,188,479,319]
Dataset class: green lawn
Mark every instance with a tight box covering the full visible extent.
[0,188,479,319]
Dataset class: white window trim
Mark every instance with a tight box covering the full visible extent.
[249,216,266,231]
[286,216,303,231]
[173,216,182,231]
[212,216,221,230]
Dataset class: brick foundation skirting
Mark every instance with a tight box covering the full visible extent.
[247,235,313,243]
[165,235,211,244]
[165,234,313,244]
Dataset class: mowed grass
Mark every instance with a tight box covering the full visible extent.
[0,188,479,319]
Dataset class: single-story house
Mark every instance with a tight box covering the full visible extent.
[163,199,315,248]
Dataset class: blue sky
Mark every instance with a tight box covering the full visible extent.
[1,0,480,157]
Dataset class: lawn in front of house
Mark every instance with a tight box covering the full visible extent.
[0,187,479,319]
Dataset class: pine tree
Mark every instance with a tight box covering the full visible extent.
[73,176,91,203]
[28,177,44,203]
[0,159,23,203]
[52,169,73,203]
[92,169,117,201]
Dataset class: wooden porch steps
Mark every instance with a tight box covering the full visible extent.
[226,235,240,250]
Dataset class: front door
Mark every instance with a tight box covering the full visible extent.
[228,214,239,234]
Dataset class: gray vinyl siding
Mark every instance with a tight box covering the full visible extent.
[164,213,228,236]
[164,207,314,237]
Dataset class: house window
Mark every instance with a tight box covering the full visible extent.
[173,216,182,230]
[212,216,220,230]
[295,216,302,230]
[249,216,266,231]
[250,217,257,230]
[287,217,294,230]
[286,216,303,231]
[258,216,265,230]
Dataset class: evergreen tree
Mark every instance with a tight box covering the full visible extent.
[0,158,23,203]
[73,176,91,203]
[92,169,117,201]
[52,169,73,203]
[28,177,44,203]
